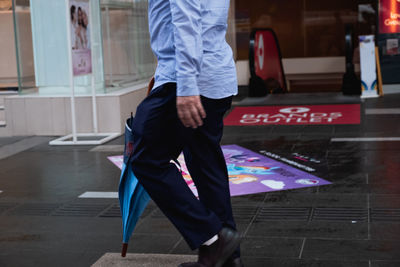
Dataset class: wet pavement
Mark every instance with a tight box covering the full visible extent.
[0,92,400,267]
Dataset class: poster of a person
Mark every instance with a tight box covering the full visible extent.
[69,0,92,76]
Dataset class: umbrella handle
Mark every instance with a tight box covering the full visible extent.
[121,243,128,257]
[147,77,154,96]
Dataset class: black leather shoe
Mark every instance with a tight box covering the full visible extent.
[178,228,241,267]
[222,257,244,267]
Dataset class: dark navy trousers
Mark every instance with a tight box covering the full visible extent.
[131,83,237,252]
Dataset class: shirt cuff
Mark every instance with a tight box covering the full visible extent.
[176,76,200,96]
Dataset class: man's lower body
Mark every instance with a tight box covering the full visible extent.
[131,83,241,266]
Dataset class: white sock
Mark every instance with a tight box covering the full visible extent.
[202,234,218,246]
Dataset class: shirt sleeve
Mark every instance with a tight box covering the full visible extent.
[169,0,202,96]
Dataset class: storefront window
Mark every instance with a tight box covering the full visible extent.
[100,0,155,90]
[236,0,376,59]
[8,0,155,95]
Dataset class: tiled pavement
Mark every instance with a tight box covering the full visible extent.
[0,92,400,267]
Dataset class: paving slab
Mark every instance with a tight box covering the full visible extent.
[0,136,51,160]
[90,145,124,152]
[92,253,196,267]
[1,92,400,266]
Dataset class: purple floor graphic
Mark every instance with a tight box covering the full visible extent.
[108,145,331,197]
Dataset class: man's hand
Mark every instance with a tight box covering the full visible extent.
[176,96,206,129]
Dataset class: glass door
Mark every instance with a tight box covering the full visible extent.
[0,0,18,91]
[100,0,155,91]
[12,0,36,94]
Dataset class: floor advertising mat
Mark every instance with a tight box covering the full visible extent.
[108,145,331,197]
[224,104,361,125]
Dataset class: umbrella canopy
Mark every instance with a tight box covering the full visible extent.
[119,115,151,257]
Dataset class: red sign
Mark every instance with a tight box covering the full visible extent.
[254,30,285,88]
[224,104,361,126]
[379,0,400,34]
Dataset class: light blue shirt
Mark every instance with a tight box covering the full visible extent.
[148,0,238,99]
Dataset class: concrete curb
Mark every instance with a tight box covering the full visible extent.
[92,253,197,267]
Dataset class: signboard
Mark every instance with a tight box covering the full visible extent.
[108,145,330,197]
[224,104,360,126]
[359,35,379,98]
[69,0,92,76]
[379,0,400,34]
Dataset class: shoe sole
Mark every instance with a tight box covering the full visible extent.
[215,230,241,267]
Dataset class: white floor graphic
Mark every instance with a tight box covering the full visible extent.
[79,192,118,198]
[331,137,400,142]
[365,108,400,115]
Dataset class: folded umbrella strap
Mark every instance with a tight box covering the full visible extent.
[172,158,183,174]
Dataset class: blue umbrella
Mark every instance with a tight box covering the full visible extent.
[119,114,151,257]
